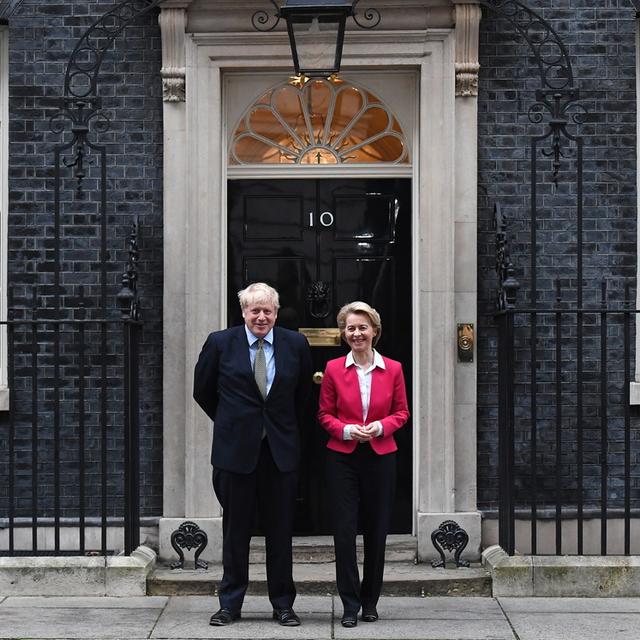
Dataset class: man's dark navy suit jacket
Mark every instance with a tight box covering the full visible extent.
[193,325,312,474]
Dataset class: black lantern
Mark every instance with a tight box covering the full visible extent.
[281,0,352,77]
[252,0,381,78]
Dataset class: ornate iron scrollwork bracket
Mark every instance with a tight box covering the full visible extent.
[431,520,470,568]
[170,521,209,570]
[252,0,380,33]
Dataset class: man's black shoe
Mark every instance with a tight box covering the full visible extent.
[209,608,241,626]
[272,607,301,626]
[361,605,378,622]
[341,613,358,628]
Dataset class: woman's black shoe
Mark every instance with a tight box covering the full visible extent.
[361,606,378,622]
[341,613,358,628]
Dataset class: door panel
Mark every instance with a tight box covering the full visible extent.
[227,178,412,534]
[244,194,305,240]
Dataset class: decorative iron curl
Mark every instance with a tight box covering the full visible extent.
[252,0,281,31]
[170,521,209,570]
[49,98,111,191]
[527,89,585,182]
[50,0,165,193]
[495,203,520,312]
[476,1,590,179]
[64,0,162,99]
[117,217,141,322]
[431,520,470,569]
[351,1,381,29]
[478,0,573,91]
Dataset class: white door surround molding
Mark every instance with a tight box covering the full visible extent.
[158,0,481,563]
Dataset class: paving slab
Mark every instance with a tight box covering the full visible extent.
[151,595,332,639]
[333,597,514,640]
[0,602,166,639]
[503,612,640,640]
[499,597,640,640]
[498,597,640,614]
[153,594,330,614]
[0,595,168,608]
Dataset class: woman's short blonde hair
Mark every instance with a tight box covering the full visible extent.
[238,282,280,311]
[336,301,382,346]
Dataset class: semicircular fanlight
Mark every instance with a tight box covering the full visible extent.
[229,78,409,166]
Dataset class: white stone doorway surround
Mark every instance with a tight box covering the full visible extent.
[157,0,482,563]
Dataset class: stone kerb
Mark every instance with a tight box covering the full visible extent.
[482,545,640,597]
[0,545,156,596]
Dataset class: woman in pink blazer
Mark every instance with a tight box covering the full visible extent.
[318,301,409,628]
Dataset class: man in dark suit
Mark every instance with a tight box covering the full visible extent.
[193,282,312,627]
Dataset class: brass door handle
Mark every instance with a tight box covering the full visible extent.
[313,371,324,385]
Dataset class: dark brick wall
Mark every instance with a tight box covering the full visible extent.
[2,0,639,529]
[0,0,163,521]
[477,2,640,511]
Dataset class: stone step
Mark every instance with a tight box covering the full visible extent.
[147,562,491,597]
[249,534,418,564]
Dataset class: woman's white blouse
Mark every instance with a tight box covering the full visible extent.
[343,350,385,440]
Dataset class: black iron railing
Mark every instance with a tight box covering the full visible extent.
[0,303,142,556]
[0,302,141,556]
[496,279,639,556]
[0,220,142,557]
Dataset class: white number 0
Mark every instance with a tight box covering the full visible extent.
[319,211,334,227]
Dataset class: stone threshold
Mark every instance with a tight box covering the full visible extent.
[483,545,640,597]
[0,545,156,596]
[249,534,418,564]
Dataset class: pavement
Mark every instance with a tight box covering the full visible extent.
[1,595,640,639]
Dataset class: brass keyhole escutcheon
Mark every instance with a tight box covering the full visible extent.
[313,371,324,385]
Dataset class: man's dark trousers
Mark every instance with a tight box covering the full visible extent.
[213,438,297,612]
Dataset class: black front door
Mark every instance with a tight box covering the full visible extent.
[227,178,412,534]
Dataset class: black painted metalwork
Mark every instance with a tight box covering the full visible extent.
[306,281,331,320]
[1,218,143,556]
[430,520,470,569]
[252,0,380,33]
[5,0,157,558]
[495,290,640,556]
[170,521,209,570]
[494,204,520,313]
[0,0,25,19]
[480,0,573,89]
[227,178,413,534]
[480,0,616,554]
[117,218,141,322]
[251,0,380,76]
[495,199,638,556]
[495,205,519,556]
